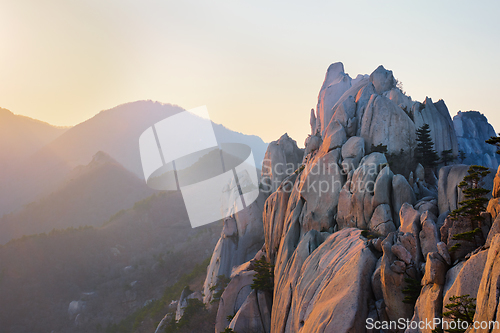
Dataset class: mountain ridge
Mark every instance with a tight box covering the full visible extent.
[0,100,268,216]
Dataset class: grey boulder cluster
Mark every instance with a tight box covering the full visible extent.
[163,62,500,333]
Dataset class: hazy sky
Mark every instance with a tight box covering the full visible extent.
[1,0,499,145]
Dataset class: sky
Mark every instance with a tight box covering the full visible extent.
[1,0,499,145]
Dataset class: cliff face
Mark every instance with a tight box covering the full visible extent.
[188,63,500,333]
[453,110,499,169]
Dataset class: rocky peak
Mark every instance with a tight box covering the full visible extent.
[316,62,352,135]
[369,65,396,95]
[453,110,499,168]
[198,61,500,333]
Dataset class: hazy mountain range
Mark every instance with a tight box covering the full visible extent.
[0,100,268,219]
[0,100,266,332]
[0,151,154,243]
[0,191,222,333]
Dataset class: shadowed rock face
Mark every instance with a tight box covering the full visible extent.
[469,234,500,333]
[203,192,266,304]
[453,110,499,169]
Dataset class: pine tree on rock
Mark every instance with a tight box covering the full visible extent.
[445,165,491,258]
[415,124,439,169]
[449,165,490,227]
[459,150,467,163]
[486,133,500,154]
[440,149,455,166]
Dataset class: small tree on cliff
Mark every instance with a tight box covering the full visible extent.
[449,165,490,248]
[440,149,455,166]
[486,133,500,154]
[251,257,274,292]
[432,294,476,333]
[415,124,440,169]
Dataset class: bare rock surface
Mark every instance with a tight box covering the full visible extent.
[380,232,417,323]
[272,228,377,333]
[203,194,265,303]
[442,249,487,320]
[316,62,353,136]
[215,270,256,333]
[453,111,499,169]
[393,176,417,228]
[438,164,494,215]
[337,152,387,230]
[261,133,303,194]
[468,235,500,332]
[405,252,447,333]
[298,137,345,235]
[263,174,296,264]
[228,289,272,333]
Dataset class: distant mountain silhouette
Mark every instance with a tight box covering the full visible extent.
[0,100,267,216]
[0,151,154,243]
[0,107,68,174]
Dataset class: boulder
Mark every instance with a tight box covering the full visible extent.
[440,215,485,262]
[272,230,326,333]
[228,290,271,333]
[323,119,347,150]
[487,198,500,221]
[175,288,203,321]
[380,232,416,322]
[331,95,356,129]
[215,270,256,333]
[422,252,447,286]
[437,242,452,266]
[413,98,459,156]
[442,250,487,320]
[261,133,303,194]
[369,204,396,237]
[303,134,322,158]
[420,218,440,259]
[372,166,394,208]
[273,229,378,333]
[416,200,439,218]
[203,194,265,303]
[263,174,296,264]
[415,163,425,181]
[467,235,500,332]
[438,164,494,215]
[298,142,344,234]
[494,165,500,198]
[399,203,421,237]
[360,94,416,155]
[393,175,416,228]
[453,111,499,169]
[406,252,447,333]
[316,62,353,135]
[369,65,396,95]
[372,259,383,301]
[341,136,365,174]
[337,153,388,230]
[309,108,317,135]
[485,214,500,248]
[405,284,442,333]
[391,244,412,265]
[384,87,414,112]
